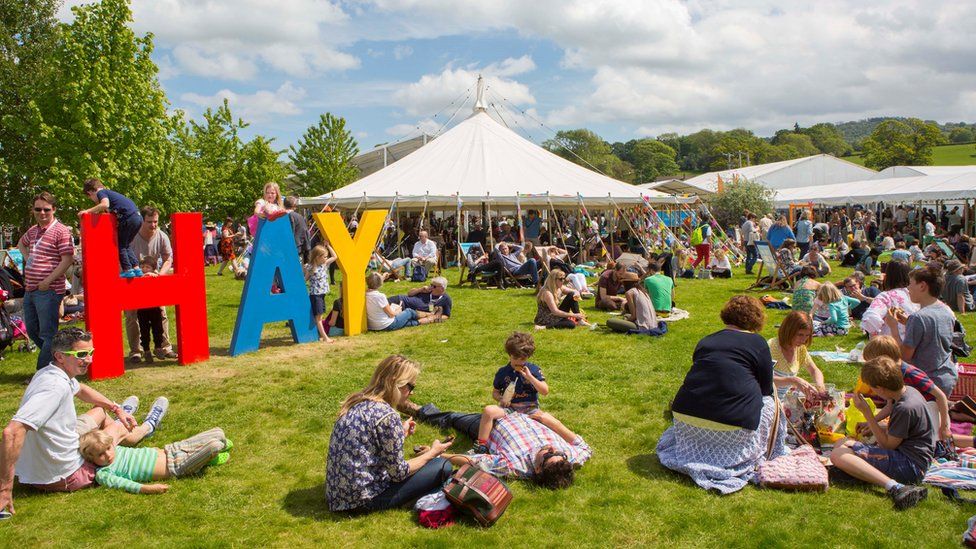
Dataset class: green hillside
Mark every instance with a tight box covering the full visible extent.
[844,142,976,167]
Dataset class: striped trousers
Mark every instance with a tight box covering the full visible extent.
[164,428,227,477]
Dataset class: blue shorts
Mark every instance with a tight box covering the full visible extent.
[849,441,926,484]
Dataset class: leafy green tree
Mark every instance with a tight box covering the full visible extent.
[949,127,974,144]
[629,139,679,183]
[706,178,775,230]
[708,129,766,170]
[0,0,61,228]
[288,113,359,196]
[803,123,852,156]
[681,129,721,171]
[771,132,819,157]
[23,0,172,216]
[543,128,633,182]
[861,118,945,169]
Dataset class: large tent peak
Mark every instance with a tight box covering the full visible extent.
[473,74,488,115]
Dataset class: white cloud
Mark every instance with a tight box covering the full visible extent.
[393,45,414,60]
[386,118,441,137]
[393,58,537,117]
[180,82,307,122]
[358,0,976,135]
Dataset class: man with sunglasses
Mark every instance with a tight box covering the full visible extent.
[401,400,591,490]
[17,192,75,370]
[0,328,138,515]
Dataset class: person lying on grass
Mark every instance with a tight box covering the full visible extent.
[401,399,591,490]
[831,356,934,510]
[79,428,231,494]
[468,332,575,454]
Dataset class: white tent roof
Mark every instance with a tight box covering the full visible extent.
[873,165,976,178]
[681,154,876,193]
[301,110,688,209]
[639,178,716,196]
[772,172,976,207]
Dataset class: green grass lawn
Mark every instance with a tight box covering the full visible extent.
[845,142,976,166]
[2,262,975,547]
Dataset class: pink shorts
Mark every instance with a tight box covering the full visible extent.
[27,462,97,493]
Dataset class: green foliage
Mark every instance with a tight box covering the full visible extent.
[629,139,679,183]
[168,101,287,219]
[803,123,853,156]
[0,0,62,229]
[706,178,775,229]
[949,127,974,144]
[288,113,360,196]
[771,132,819,157]
[861,118,945,170]
[23,0,172,215]
[544,128,634,182]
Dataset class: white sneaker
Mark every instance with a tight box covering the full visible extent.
[144,397,169,437]
[120,395,139,416]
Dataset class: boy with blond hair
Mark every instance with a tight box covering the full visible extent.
[832,356,934,509]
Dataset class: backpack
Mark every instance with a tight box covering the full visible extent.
[442,464,513,527]
[411,264,428,282]
[690,225,706,246]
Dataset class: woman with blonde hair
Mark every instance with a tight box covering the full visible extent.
[534,269,591,329]
[253,182,286,221]
[769,311,824,398]
[326,355,453,512]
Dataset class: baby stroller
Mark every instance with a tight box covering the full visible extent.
[0,288,35,360]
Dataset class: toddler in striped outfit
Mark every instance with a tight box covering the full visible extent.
[79,428,231,494]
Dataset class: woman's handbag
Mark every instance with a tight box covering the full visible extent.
[757,396,829,492]
[442,464,513,527]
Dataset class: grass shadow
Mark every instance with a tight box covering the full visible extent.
[626,452,698,489]
[281,483,367,522]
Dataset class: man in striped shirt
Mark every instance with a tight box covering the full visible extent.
[17,192,75,370]
[407,402,592,489]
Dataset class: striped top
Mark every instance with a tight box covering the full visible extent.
[469,412,592,479]
[94,446,161,493]
[18,220,74,294]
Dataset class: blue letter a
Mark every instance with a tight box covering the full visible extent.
[229,218,317,356]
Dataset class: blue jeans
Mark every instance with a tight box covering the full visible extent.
[745,245,758,274]
[117,213,143,271]
[415,403,482,440]
[513,258,539,284]
[364,457,453,511]
[23,289,62,370]
[383,309,419,331]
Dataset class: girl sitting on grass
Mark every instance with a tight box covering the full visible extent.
[79,428,231,494]
[812,282,859,337]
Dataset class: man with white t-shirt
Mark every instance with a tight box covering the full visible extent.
[0,328,139,515]
[411,230,438,273]
[125,205,178,363]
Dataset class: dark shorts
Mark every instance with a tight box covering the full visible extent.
[310,294,326,317]
[850,441,926,484]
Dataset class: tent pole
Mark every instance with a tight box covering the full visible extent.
[485,194,495,251]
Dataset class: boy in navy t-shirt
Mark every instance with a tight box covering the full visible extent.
[469,332,575,453]
[80,178,144,277]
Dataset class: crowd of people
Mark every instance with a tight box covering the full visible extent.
[4,184,976,527]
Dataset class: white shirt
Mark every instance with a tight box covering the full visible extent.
[366,290,394,330]
[12,365,84,485]
[708,256,732,271]
[412,239,437,260]
[895,210,908,223]
[925,221,935,236]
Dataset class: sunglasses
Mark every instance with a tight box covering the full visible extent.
[34,207,53,213]
[540,450,566,463]
[404,382,416,393]
[61,348,95,359]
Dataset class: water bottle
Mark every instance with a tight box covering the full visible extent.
[848,341,865,363]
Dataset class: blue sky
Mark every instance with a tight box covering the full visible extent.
[61,1,976,155]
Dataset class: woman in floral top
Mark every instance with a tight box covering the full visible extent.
[326,355,454,512]
[860,260,919,338]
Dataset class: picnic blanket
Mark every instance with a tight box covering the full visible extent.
[809,351,856,362]
[659,308,690,323]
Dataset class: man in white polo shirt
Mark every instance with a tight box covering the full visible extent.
[411,230,438,273]
[0,328,137,515]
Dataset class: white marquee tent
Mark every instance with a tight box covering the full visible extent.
[873,165,976,178]
[676,154,876,195]
[772,172,976,207]
[301,81,688,210]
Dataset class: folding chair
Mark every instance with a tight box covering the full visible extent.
[493,243,539,289]
[746,241,796,291]
[936,239,966,262]
[457,242,501,288]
